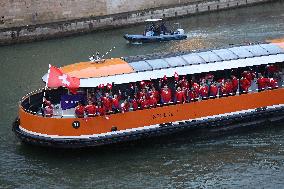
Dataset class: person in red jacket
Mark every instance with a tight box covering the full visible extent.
[149,94,158,108]
[218,79,227,96]
[182,86,189,102]
[112,94,121,112]
[224,80,233,95]
[180,77,190,90]
[101,93,112,112]
[149,87,160,103]
[131,97,139,111]
[161,85,172,104]
[175,87,186,103]
[140,96,149,109]
[84,101,96,117]
[75,102,85,118]
[266,64,279,77]
[188,87,198,102]
[240,76,251,93]
[231,75,239,93]
[121,100,130,113]
[199,83,209,99]
[192,82,200,96]
[139,88,149,99]
[44,101,54,117]
[96,102,106,116]
[209,82,218,98]
[268,78,278,89]
[257,74,268,91]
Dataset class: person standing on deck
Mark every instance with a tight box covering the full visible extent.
[175,87,186,103]
[209,82,218,98]
[75,102,85,118]
[240,76,250,93]
[44,101,54,117]
[101,93,112,113]
[121,100,130,113]
[149,94,158,108]
[97,102,106,116]
[161,85,172,104]
[84,101,96,117]
[199,83,209,99]
[257,73,268,91]
[231,75,239,94]
[268,77,278,89]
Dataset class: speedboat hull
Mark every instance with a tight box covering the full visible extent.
[124,34,187,43]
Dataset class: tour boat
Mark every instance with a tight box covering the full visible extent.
[13,42,284,148]
[124,19,187,43]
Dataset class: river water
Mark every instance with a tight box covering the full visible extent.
[1,1,284,188]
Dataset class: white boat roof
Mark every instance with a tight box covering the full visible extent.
[145,18,163,22]
[43,43,284,87]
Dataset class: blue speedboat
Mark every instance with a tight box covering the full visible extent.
[124,19,187,43]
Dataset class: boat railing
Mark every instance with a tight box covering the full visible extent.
[20,88,66,115]
[19,73,284,117]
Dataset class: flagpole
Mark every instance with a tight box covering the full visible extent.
[42,64,51,108]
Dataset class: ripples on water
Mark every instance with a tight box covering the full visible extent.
[1,1,284,188]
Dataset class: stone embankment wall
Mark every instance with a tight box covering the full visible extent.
[0,0,273,45]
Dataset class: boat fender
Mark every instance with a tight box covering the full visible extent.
[72,121,80,129]
[12,117,20,132]
[111,126,117,132]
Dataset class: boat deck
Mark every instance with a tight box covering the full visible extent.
[36,79,284,118]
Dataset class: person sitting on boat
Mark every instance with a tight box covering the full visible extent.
[268,77,278,89]
[209,82,218,98]
[180,77,190,90]
[139,88,149,100]
[112,94,121,113]
[139,95,149,109]
[160,21,168,35]
[121,99,130,113]
[101,93,112,113]
[149,94,158,108]
[145,24,155,36]
[131,97,139,111]
[231,75,239,93]
[224,79,233,95]
[266,64,279,78]
[75,101,85,118]
[257,73,268,91]
[149,86,160,103]
[96,101,106,116]
[84,100,96,117]
[182,86,189,102]
[44,101,54,117]
[199,83,209,99]
[242,70,255,85]
[161,85,172,104]
[188,87,198,102]
[192,81,200,95]
[240,76,251,93]
[219,79,227,96]
[175,87,186,104]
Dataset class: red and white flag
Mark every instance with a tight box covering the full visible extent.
[47,65,80,94]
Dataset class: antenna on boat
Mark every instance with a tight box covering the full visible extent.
[89,51,101,62]
[101,46,116,59]
[89,46,116,63]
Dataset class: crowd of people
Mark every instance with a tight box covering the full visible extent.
[42,64,282,118]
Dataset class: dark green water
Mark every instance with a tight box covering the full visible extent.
[1,1,284,188]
